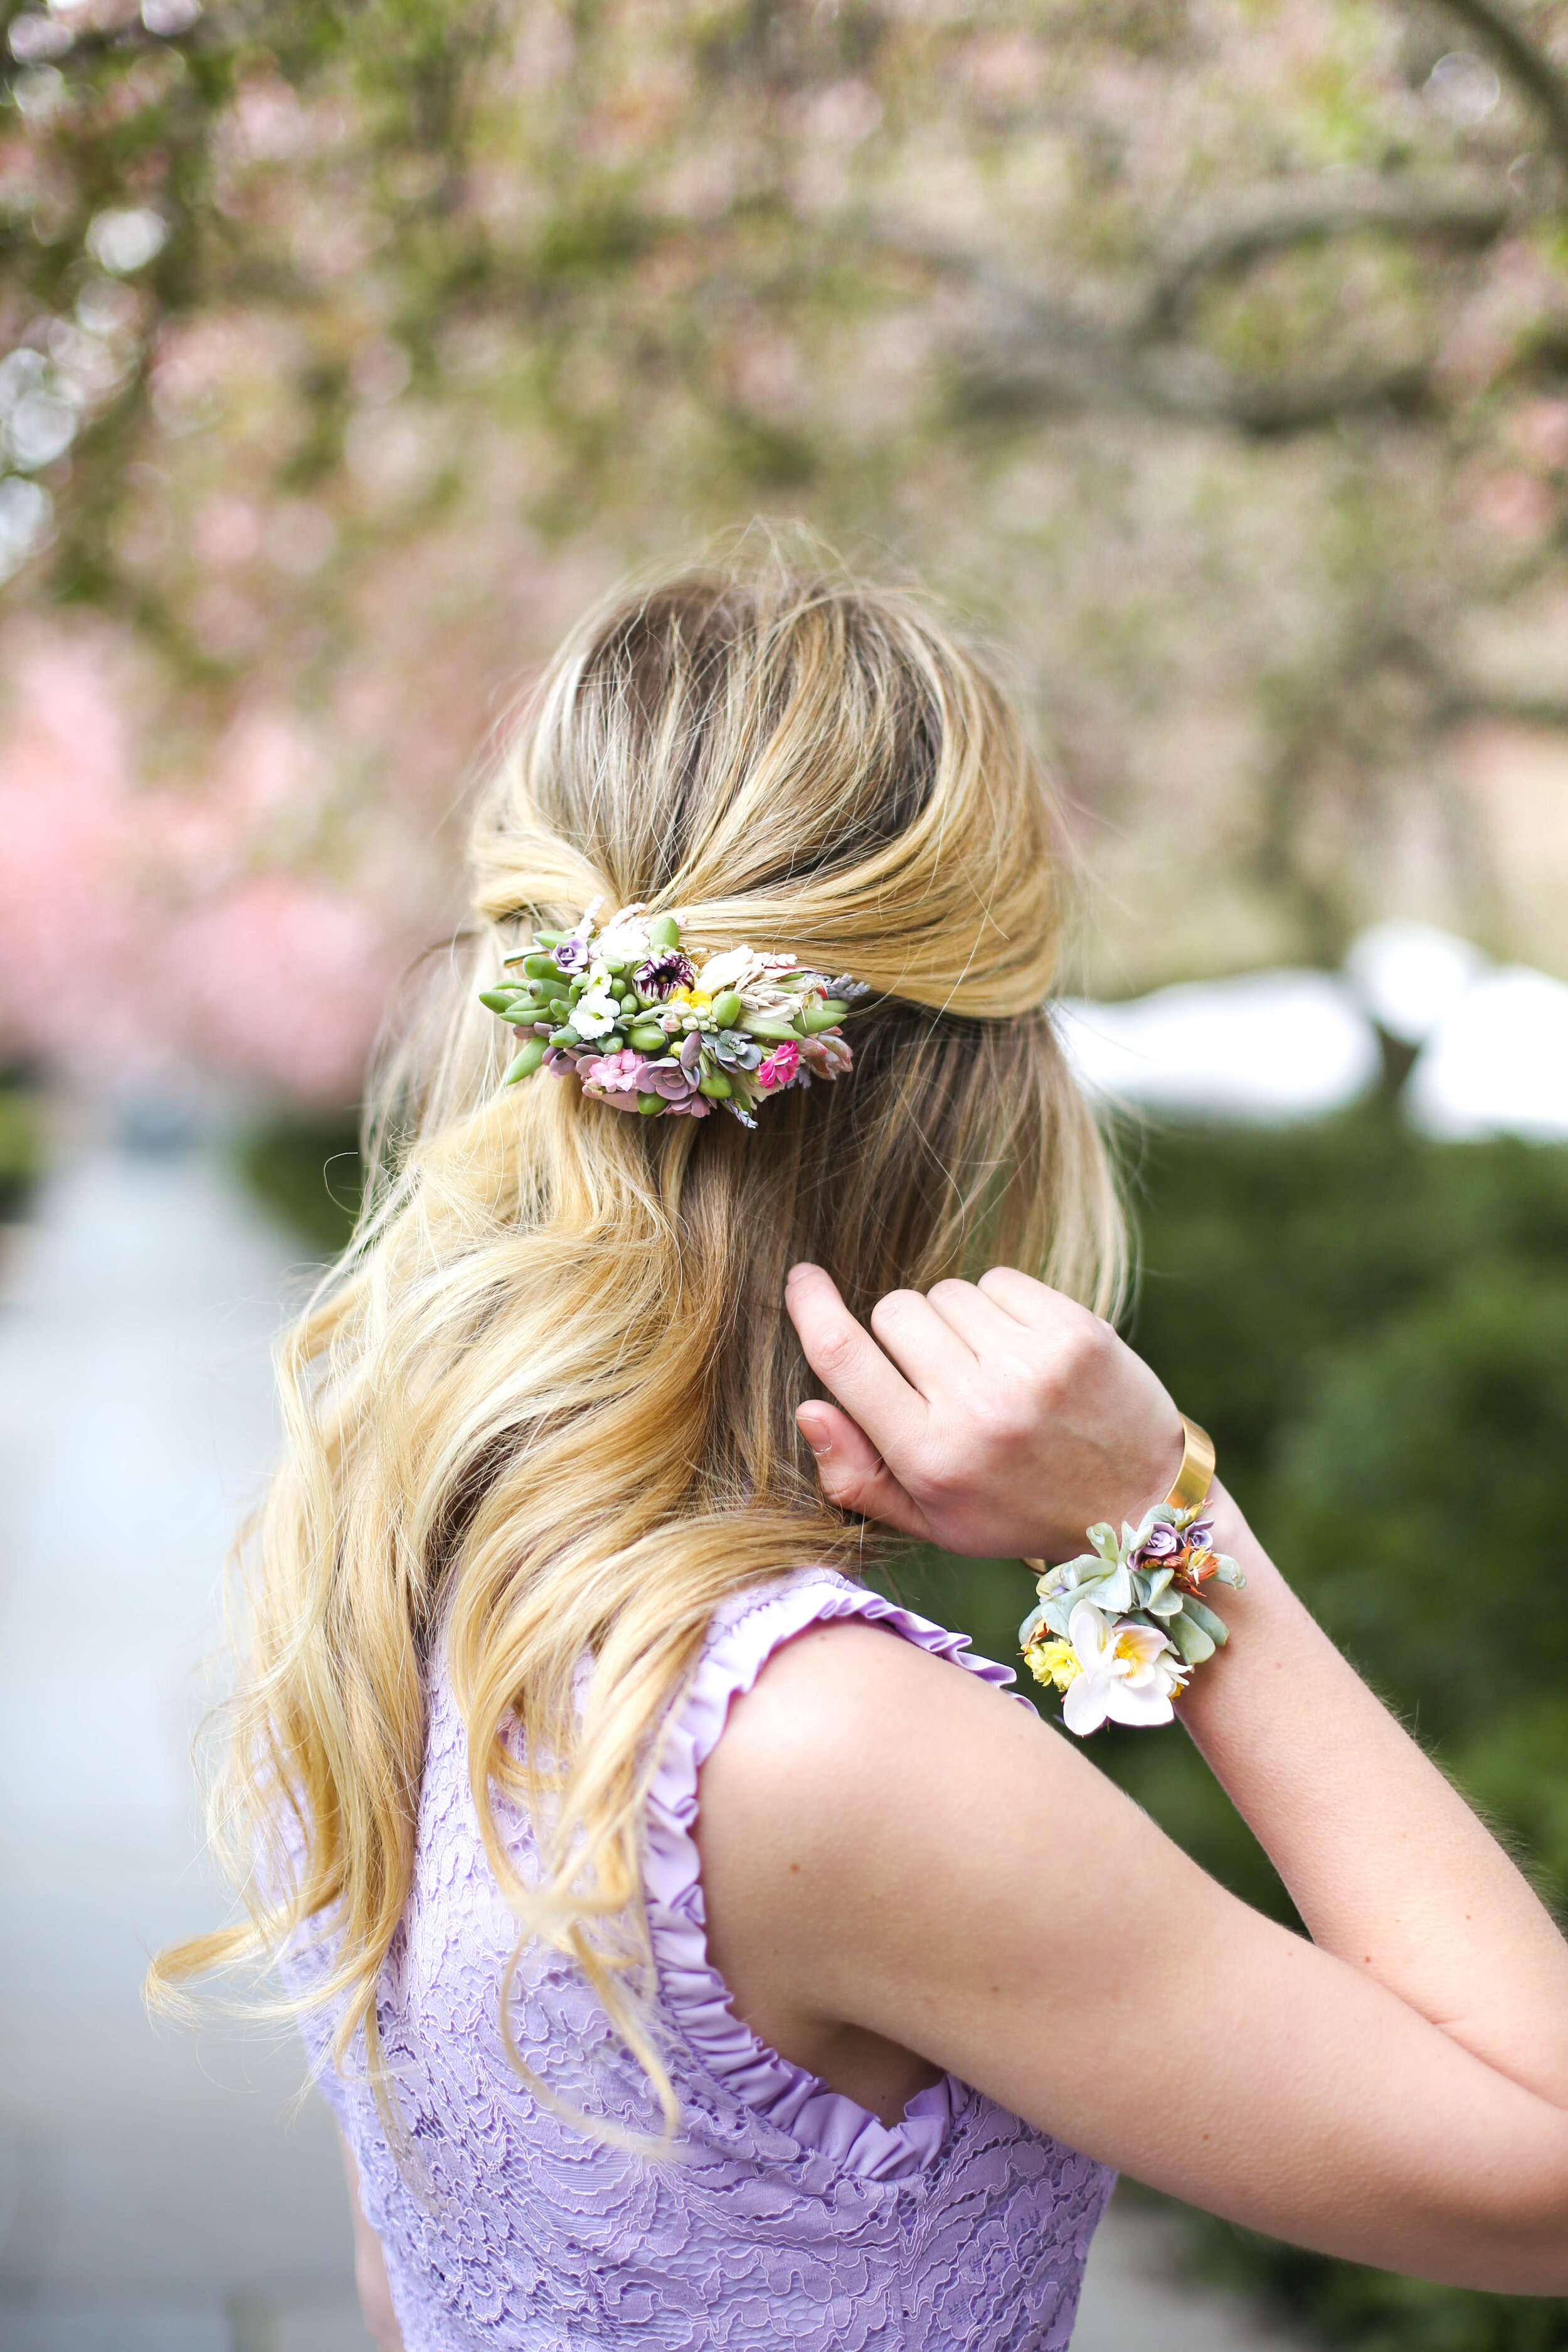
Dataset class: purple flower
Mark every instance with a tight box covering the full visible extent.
[1134,1523,1181,1562]
[634,948,695,1001]
[553,935,591,977]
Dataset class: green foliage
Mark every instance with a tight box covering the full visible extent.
[0,1077,42,1221]
[233,1108,362,1256]
[884,1105,1568,2349]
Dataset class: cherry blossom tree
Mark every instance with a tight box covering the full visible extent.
[4,0,1568,1096]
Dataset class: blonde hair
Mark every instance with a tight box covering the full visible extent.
[151,547,1124,2126]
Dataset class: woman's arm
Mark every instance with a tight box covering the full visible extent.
[1182,1493,1568,2108]
[337,2128,405,2352]
[711,1263,1568,2288]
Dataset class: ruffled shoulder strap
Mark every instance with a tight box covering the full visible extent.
[642,1568,1022,2183]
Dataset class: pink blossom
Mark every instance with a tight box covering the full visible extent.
[800,1030,852,1081]
[580,1047,650,1108]
[757,1038,801,1089]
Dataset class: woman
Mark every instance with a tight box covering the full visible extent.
[156,556,1568,2349]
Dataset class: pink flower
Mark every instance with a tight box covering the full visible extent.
[800,1030,852,1081]
[757,1038,801,1090]
[581,1047,647,1094]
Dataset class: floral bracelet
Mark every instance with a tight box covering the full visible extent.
[1020,1500,1244,1737]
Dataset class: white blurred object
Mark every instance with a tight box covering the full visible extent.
[1344,921,1486,1045]
[1405,967,1568,1141]
[85,205,169,275]
[1057,971,1381,1123]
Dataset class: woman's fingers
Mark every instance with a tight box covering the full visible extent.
[924,1278,1023,1357]
[785,1264,932,1466]
[795,1401,933,1541]
[867,1286,978,1389]
[977,1264,1098,1337]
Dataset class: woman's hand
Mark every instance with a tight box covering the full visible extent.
[785,1262,1186,1562]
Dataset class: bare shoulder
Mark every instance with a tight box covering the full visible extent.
[696,1613,1106,2008]
[701,1613,1059,1839]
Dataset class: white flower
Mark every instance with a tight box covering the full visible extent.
[573,985,622,1041]
[1060,1601,1187,1737]
[694,945,755,995]
[596,919,650,966]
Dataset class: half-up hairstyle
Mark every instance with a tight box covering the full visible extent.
[151,544,1125,2128]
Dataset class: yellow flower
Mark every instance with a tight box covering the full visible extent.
[668,987,714,1012]
[1024,1635,1081,1694]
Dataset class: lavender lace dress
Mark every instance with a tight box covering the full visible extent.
[283,1570,1115,2350]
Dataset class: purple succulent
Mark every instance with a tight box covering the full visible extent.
[634,948,696,1001]
[553,935,592,977]
[645,1057,698,1100]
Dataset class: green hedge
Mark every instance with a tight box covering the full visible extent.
[236,1101,1568,2347]
[234,1112,364,1258]
[0,1079,45,1223]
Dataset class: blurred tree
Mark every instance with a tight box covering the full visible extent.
[6,1,1568,1091]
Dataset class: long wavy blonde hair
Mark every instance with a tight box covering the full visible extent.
[152,548,1124,2124]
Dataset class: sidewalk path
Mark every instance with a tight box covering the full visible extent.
[0,1128,1296,2352]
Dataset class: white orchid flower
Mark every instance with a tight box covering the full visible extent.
[1061,1600,1187,1737]
[572,985,622,1041]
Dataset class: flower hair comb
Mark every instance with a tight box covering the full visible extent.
[479,901,868,1128]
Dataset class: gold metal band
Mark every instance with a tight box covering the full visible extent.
[1164,1414,1216,1513]
[1019,1413,1216,1576]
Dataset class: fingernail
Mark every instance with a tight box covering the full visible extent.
[796,1409,831,1458]
[786,1261,816,1288]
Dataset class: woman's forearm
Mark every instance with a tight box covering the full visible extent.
[1181,1488,1568,2108]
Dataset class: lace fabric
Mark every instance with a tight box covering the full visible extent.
[282,1570,1115,2349]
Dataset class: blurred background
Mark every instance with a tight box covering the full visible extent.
[1,1,1567,2347]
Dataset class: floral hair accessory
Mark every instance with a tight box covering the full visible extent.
[1019,1502,1244,1736]
[478,901,869,1129]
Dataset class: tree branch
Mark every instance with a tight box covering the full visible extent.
[1432,0,1568,169]
[1441,687,1568,727]
[1142,172,1517,338]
